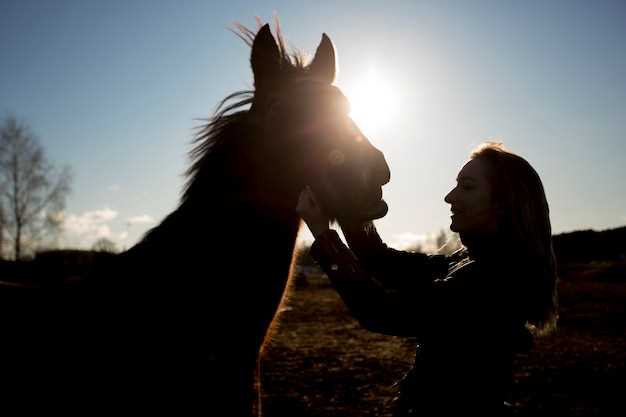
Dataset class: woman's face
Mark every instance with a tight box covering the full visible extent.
[444,158,499,236]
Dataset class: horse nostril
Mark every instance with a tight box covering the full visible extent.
[378,155,391,185]
[364,158,390,190]
[382,163,390,185]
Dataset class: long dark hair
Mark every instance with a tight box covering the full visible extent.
[471,142,558,336]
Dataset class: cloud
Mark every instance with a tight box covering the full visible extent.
[63,208,117,235]
[59,209,155,250]
[107,184,121,192]
[126,215,155,225]
[62,208,118,247]
[389,232,426,251]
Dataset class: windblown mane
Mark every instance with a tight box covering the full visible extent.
[182,24,308,205]
[182,92,253,203]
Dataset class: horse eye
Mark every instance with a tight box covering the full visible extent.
[328,149,345,166]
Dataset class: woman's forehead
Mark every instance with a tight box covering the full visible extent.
[457,158,489,181]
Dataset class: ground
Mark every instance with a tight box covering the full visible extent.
[260,273,625,417]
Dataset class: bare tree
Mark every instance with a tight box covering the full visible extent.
[92,237,118,253]
[0,116,71,260]
[0,203,4,260]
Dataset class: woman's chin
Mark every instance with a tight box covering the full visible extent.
[449,216,462,233]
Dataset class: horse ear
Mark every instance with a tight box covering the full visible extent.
[308,33,336,84]
[251,24,281,90]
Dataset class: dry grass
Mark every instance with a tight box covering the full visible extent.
[261,274,626,417]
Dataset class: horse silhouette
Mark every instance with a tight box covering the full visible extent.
[0,24,390,416]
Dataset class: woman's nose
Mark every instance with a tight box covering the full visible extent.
[444,188,455,204]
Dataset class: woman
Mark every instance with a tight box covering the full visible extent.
[297,142,558,415]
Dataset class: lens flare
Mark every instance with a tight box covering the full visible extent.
[345,69,396,136]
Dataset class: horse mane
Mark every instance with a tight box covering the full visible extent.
[181,91,253,204]
[182,23,308,205]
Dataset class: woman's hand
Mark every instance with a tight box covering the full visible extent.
[296,186,330,238]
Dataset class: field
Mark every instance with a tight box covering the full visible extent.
[261,271,626,416]
[1,257,623,415]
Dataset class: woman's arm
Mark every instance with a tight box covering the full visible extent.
[298,187,448,336]
[340,220,449,288]
[310,228,445,336]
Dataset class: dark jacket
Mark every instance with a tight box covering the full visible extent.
[310,222,531,416]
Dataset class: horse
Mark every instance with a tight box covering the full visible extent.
[0,24,390,416]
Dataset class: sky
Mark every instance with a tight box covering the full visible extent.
[1,0,625,251]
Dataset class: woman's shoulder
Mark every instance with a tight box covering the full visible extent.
[444,248,477,277]
[445,247,521,279]
[435,248,507,290]
[446,247,470,264]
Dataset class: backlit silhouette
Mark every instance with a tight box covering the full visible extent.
[76,24,389,416]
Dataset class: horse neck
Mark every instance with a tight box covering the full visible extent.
[181,186,303,243]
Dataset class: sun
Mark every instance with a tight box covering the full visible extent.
[344,69,396,136]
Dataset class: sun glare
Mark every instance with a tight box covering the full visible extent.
[345,69,396,136]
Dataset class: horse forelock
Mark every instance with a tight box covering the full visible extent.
[181,26,336,206]
[234,21,308,73]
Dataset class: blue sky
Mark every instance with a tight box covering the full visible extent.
[1,0,625,250]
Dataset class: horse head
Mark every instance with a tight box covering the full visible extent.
[248,24,391,222]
